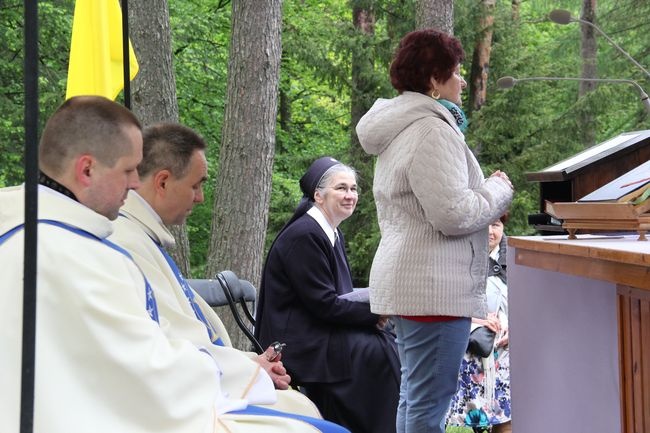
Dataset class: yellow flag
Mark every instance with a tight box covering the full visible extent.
[66,0,139,101]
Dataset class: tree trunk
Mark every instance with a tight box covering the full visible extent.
[128,0,192,276]
[511,0,521,21]
[205,0,282,350]
[579,0,597,147]
[415,0,453,34]
[348,2,377,287]
[469,0,496,113]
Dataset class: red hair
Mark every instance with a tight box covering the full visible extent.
[390,29,465,94]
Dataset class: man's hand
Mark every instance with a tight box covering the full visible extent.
[256,353,291,390]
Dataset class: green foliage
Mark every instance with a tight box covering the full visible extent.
[170,0,230,152]
[445,427,472,433]
[0,1,71,187]
[3,0,650,279]
[455,0,650,237]
[0,1,26,188]
[277,0,417,285]
[167,0,232,275]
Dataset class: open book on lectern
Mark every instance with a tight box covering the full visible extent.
[578,160,650,204]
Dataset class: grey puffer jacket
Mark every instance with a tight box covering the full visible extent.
[356,91,513,318]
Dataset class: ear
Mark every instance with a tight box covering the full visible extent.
[429,76,438,91]
[313,189,325,205]
[74,155,95,187]
[152,170,171,195]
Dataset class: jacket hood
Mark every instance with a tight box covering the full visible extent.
[356,91,461,156]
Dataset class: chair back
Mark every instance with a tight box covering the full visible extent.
[216,270,264,354]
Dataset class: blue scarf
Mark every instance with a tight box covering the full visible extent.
[437,99,468,132]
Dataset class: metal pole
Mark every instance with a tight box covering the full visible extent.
[121,0,131,109]
[21,0,39,432]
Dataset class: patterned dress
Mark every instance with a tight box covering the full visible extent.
[446,247,511,429]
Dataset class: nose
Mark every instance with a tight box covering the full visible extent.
[346,194,359,206]
[195,187,205,204]
[461,76,467,89]
[129,170,141,190]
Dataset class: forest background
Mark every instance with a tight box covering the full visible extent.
[2,0,649,349]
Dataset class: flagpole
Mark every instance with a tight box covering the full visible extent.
[121,0,132,109]
[22,0,39,432]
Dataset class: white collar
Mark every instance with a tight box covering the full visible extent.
[130,190,163,225]
[120,190,175,248]
[489,245,500,261]
[306,206,337,246]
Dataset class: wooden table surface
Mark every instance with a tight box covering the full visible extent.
[509,233,650,290]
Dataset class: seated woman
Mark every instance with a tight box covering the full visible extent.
[255,157,400,433]
[446,214,511,433]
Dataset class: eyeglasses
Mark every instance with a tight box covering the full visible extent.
[329,185,359,195]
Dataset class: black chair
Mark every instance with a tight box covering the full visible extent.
[216,270,264,354]
[187,272,263,354]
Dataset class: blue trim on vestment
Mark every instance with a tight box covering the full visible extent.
[229,405,351,433]
[154,242,224,346]
[0,219,159,323]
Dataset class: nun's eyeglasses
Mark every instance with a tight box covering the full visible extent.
[329,185,359,195]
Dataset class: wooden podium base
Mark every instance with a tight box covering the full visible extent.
[509,235,650,433]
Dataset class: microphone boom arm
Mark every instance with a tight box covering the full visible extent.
[549,9,650,81]
[577,18,650,81]
[497,75,650,113]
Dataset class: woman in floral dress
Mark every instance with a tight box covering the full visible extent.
[446,215,511,433]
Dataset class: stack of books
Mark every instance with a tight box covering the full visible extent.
[545,160,650,240]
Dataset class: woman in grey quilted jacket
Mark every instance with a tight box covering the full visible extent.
[356,29,514,433]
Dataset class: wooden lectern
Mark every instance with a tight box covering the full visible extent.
[526,130,650,233]
[508,235,650,433]
[510,130,650,432]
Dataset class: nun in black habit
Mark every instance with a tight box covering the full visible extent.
[255,157,400,433]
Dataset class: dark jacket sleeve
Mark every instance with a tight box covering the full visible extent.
[279,230,379,327]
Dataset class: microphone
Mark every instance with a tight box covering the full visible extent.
[497,76,650,113]
[548,9,650,81]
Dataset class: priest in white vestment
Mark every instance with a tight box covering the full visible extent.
[0,97,346,433]
[108,123,326,418]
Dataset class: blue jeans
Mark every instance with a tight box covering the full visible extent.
[393,316,471,433]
